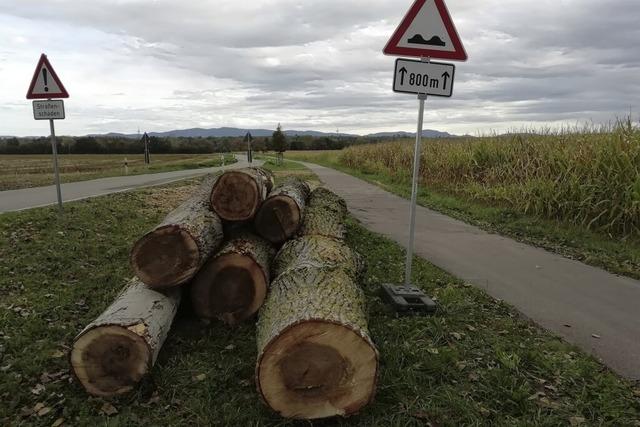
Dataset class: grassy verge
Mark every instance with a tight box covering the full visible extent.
[1,171,639,426]
[258,157,318,184]
[282,150,640,280]
[0,153,237,191]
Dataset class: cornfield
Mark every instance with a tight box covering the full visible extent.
[341,122,640,237]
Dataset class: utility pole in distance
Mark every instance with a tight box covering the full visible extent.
[244,131,253,163]
[142,132,150,164]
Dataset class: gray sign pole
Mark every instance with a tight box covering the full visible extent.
[404,91,427,286]
[245,132,253,163]
[144,134,150,165]
[49,117,63,214]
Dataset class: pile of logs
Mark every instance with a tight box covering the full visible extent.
[69,167,378,419]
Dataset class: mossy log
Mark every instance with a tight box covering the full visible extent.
[272,235,364,281]
[257,186,377,419]
[70,278,180,397]
[256,264,378,419]
[130,174,224,288]
[191,232,276,326]
[299,187,348,240]
[210,167,275,221]
[255,177,311,244]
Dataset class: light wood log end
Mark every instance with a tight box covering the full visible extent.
[210,171,261,221]
[130,225,200,288]
[191,253,268,326]
[257,320,378,419]
[255,196,301,244]
[70,324,151,397]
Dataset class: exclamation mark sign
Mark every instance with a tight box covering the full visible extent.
[42,68,49,92]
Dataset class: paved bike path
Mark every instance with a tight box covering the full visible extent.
[302,161,640,380]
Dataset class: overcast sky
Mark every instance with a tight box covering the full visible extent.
[1,0,639,136]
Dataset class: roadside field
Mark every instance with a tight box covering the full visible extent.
[283,142,640,281]
[0,153,236,191]
[0,164,638,425]
[341,130,640,237]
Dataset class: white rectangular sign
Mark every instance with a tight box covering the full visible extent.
[32,100,65,120]
[393,59,455,97]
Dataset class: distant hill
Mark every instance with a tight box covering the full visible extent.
[89,128,359,139]
[86,127,456,139]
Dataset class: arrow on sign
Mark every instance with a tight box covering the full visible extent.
[441,71,450,90]
[399,67,408,85]
[393,58,455,97]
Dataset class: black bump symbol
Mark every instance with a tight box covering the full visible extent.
[408,34,446,46]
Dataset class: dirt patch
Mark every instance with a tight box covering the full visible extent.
[140,179,201,216]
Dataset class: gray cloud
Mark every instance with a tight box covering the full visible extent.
[1,0,639,135]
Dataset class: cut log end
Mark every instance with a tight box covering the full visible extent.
[210,171,260,221]
[191,253,267,326]
[130,225,199,288]
[257,320,378,419]
[255,196,301,244]
[70,324,151,397]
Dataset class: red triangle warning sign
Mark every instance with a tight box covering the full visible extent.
[26,54,69,99]
[383,0,467,61]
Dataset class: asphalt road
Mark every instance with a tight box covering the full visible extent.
[301,161,640,381]
[0,157,256,213]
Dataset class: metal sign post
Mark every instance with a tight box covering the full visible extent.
[382,0,468,286]
[32,100,65,213]
[49,117,63,213]
[26,54,69,215]
[381,0,467,311]
[404,91,427,285]
[244,131,253,163]
[142,133,150,165]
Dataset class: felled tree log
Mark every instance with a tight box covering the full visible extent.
[254,177,311,244]
[130,174,224,288]
[256,264,378,419]
[210,167,274,221]
[191,232,275,326]
[70,278,180,397]
[299,187,348,240]
[257,186,377,419]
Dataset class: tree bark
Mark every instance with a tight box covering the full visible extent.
[272,235,364,281]
[254,177,310,244]
[130,174,224,289]
[256,187,377,419]
[299,187,348,240]
[70,278,180,397]
[191,231,276,326]
[256,265,378,419]
[210,167,275,221]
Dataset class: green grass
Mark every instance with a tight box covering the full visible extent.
[0,153,237,191]
[1,172,639,425]
[284,150,640,280]
[258,157,318,184]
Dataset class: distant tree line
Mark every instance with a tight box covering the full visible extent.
[0,136,240,155]
[0,134,379,155]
